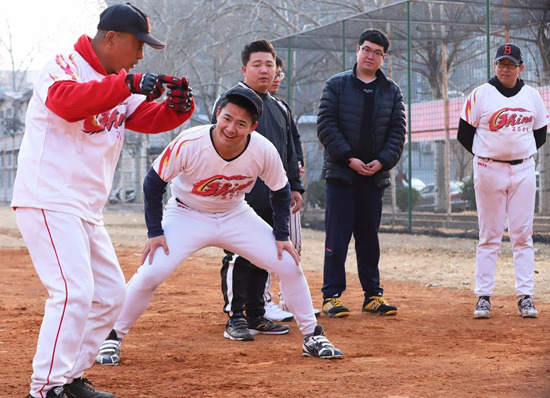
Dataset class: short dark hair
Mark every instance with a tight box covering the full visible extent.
[358,29,390,53]
[275,56,285,69]
[219,94,261,125]
[241,39,276,66]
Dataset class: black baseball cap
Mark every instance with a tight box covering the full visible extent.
[495,43,523,64]
[97,3,165,49]
[224,86,264,120]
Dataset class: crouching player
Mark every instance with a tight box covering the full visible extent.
[96,86,343,364]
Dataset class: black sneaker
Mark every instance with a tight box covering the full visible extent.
[224,317,254,341]
[362,296,397,316]
[322,297,350,318]
[63,378,114,398]
[247,316,291,335]
[302,325,343,359]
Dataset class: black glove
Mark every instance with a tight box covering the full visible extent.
[159,76,193,113]
[145,79,165,102]
[126,73,159,97]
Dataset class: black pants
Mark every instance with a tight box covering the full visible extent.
[221,208,273,319]
[322,176,385,299]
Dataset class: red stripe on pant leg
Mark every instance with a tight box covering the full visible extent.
[38,209,69,395]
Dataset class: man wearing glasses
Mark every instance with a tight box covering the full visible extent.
[317,29,406,318]
[458,43,550,320]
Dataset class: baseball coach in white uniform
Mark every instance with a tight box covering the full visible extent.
[12,3,194,397]
[457,43,550,320]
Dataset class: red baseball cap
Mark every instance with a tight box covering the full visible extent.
[97,3,165,49]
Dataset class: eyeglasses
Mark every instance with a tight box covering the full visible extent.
[495,61,521,70]
[358,45,385,58]
[274,72,285,80]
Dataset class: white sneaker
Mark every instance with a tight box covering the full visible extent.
[96,329,122,365]
[279,292,320,318]
[264,300,293,322]
[302,325,343,359]
[473,296,491,319]
[518,295,538,318]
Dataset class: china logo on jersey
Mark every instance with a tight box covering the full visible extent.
[489,108,534,132]
[82,109,127,135]
[192,175,254,199]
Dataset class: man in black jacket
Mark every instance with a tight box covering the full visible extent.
[317,29,406,318]
[213,40,305,340]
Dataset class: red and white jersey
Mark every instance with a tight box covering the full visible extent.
[11,35,172,224]
[461,83,550,159]
[152,125,288,213]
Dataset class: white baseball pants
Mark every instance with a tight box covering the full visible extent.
[473,156,536,297]
[113,199,317,338]
[264,208,302,303]
[16,208,126,397]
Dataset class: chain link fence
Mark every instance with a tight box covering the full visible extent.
[271,0,550,236]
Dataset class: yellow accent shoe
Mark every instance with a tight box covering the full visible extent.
[322,297,350,318]
[362,296,397,316]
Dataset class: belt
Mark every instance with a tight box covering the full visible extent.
[478,156,531,165]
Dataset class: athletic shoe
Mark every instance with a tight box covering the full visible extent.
[264,299,294,322]
[518,295,539,318]
[302,325,343,359]
[224,317,254,341]
[95,329,122,365]
[64,378,114,398]
[279,292,320,317]
[27,386,66,398]
[322,297,350,318]
[473,296,491,319]
[362,296,398,316]
[248,316,291,335]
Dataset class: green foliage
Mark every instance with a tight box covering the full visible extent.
[460,175,476,210]
[307,179,326,208]
[396,186,420,212]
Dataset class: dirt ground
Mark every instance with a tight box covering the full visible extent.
[1,205,549,398]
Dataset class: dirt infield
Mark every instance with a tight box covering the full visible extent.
[1,205,549,397]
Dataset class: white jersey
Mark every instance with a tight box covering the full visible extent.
[461,83,550,159]
[152,125,288,213]
[11,49,144,225]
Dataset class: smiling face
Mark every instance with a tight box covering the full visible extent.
[241,52,276,94]
[213,102,258,159]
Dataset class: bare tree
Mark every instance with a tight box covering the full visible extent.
[0,20,40,92]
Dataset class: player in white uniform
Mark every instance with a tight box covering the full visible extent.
[95,86,343,363]
[12,4,194,398]
[458,43,550,319]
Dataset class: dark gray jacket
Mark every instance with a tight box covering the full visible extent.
[317,65,406,185]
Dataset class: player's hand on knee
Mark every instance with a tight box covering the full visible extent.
[276,240,300,266]
[141,235,170,265]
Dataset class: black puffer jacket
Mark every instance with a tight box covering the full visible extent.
[317,65,406,185]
